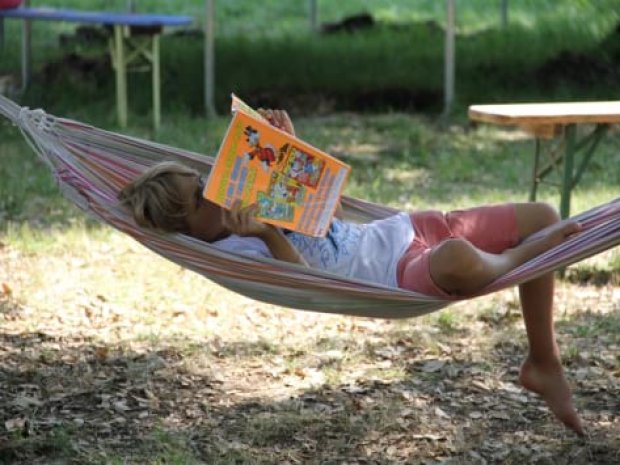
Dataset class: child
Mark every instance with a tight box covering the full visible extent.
[119,109,584,436]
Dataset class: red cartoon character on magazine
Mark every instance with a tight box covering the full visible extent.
[243,126,277,172]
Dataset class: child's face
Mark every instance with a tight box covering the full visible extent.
[177,175,229,242]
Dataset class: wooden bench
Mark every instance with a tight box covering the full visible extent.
[469,101,620,218]
[0,6,193,130]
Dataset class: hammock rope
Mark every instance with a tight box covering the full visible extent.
[1,95,618,319]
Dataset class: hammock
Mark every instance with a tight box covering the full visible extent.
[1,95,618,319]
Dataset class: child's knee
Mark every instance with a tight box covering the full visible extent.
[534,202,561,227]
[516,202,560,238]
[430,239,485,291]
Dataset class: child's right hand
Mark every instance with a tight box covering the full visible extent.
[222,200,274,238]
[258,108,296,136]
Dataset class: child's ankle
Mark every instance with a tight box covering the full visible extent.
[525,350,562,367]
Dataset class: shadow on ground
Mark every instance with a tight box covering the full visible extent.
[1,306,618,464]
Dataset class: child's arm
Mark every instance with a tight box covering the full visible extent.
[258,108,295,135]
[256,226,308,266]
[222,202,308,266]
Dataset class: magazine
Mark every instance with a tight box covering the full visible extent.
[203,96,351,237]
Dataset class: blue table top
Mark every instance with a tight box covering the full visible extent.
[0,7,193,27]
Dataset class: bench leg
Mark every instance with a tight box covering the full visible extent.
[110,27,162,130]
[113,25,128,128]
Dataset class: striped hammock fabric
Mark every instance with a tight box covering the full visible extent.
[1,95,618,319]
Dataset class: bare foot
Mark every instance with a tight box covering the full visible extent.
[519,357,584,436]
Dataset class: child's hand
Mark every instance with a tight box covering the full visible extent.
[258,108,296,136]
[222,201,274,238]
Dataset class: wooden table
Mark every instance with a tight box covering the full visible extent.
[469,101,620,218]
[0,7,192,131]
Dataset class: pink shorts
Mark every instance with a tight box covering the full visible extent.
[396,204,520,298]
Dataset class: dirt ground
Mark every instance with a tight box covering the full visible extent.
[0,236,618,464]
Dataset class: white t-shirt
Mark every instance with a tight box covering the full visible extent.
[213,212,414,288]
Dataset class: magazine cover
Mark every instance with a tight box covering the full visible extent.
[203,97,351,237]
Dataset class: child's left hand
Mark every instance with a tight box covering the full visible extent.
[258,108,296,136]
[222,200,273,238]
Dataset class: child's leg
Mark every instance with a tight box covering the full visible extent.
[512,203,584,435]
[429,202,583,434]
[428,212,579,295]
[518,273,583,435]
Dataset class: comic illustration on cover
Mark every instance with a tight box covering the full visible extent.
[203,95,350,237]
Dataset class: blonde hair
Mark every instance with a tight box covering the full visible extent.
[118,161,200,233]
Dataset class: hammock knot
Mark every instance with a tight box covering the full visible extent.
[18,106,55,133]
[17,105,30,125]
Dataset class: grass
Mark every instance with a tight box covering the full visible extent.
[0,1,619,463]
[1,0,619,114]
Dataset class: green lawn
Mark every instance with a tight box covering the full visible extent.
[1,0,618,114]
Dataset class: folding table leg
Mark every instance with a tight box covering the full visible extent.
[529,138,541,201]
[560,124,576,219]
[572,124,607,188]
